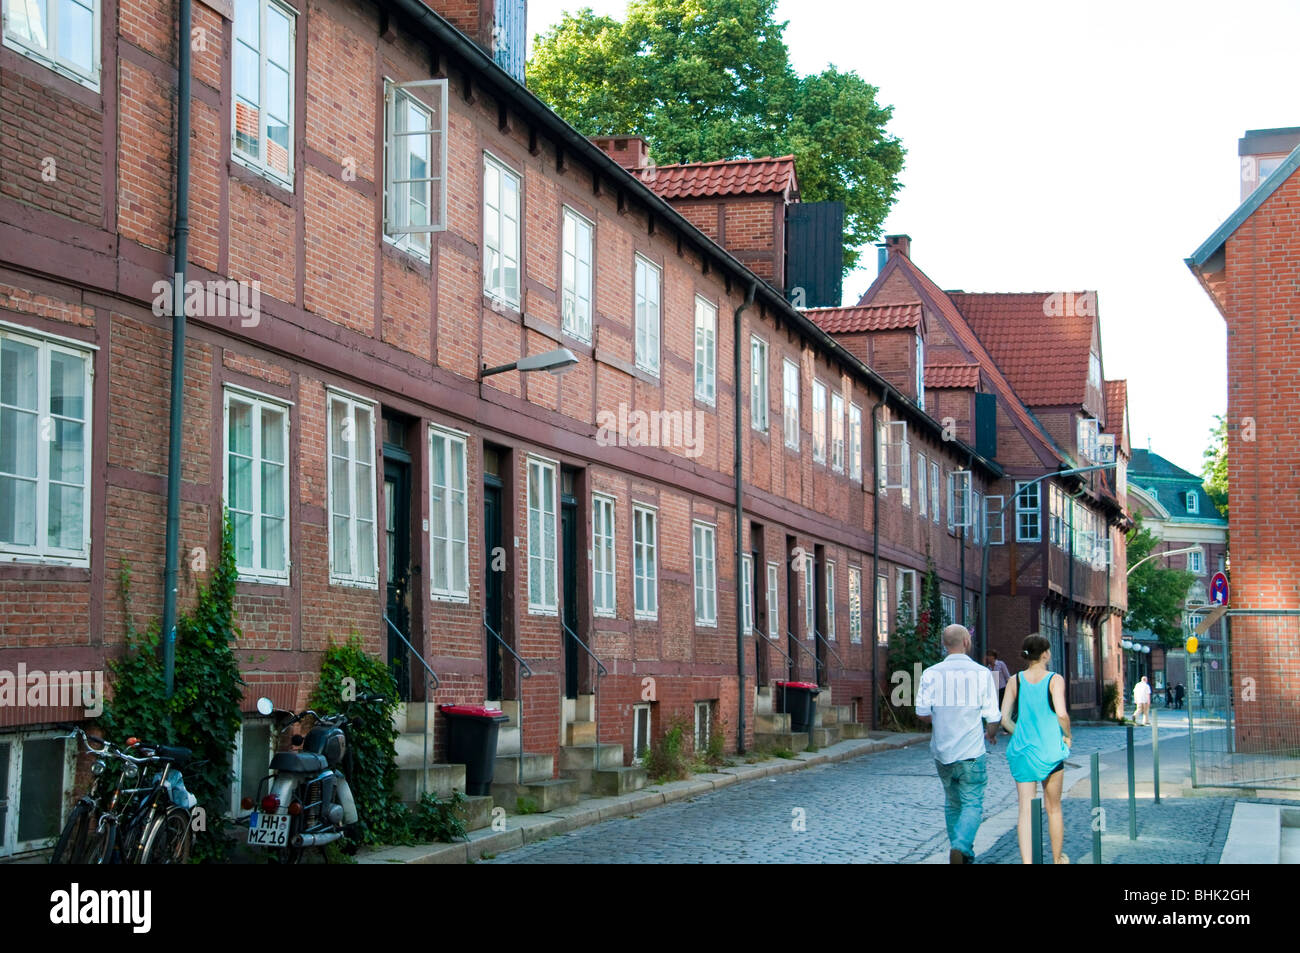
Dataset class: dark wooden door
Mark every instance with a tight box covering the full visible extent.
[384,458,412,701]
[562,496,579,699]
[484,478,504,701]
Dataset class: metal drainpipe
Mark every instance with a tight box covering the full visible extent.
[734,281,757,753]
[162,0,193,697]
[869,397,885,730]
[959,452,969,642]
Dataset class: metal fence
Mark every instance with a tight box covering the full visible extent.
[1187,609,1300,790]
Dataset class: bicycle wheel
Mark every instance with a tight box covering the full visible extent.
[139,807,191,864]
[50,802,93,864]
[85,821,116,865]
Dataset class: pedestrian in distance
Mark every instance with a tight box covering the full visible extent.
[1175,683,1186,710]
[916,624,1002,864]
[1133,675,1152,726]
[1002,633,1072,865]
[1165,685,1174,708]
[986,650,1011,710]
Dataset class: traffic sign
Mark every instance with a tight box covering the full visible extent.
[1209,571,1229,605]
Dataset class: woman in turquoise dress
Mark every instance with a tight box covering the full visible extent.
[1001,633,1072,864]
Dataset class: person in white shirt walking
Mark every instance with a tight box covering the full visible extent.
[1132,676,1152,726]
[916,624,1002,864]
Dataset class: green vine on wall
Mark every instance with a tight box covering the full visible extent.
[101,517,245,863]
[883,558,949,729]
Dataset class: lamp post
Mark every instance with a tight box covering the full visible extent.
[1127,544,1202,576]
[480,347,579,379]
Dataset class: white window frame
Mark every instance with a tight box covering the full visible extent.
[916,333,926,411]
[897,569,917,620]
[231,0,297,187]
[1077,416,1100,462]
[916,452,928,517]
[750,336,769,432]
[483,152,521,308]
[1187,549,1204,574]
[592,493,616,617]
[783,359,800,450]
[633,503,658,620]
[740,553,754,635]
[1186,491,1199,515]
[876,573,889,644]
[804,552,815,638]
[229,716,272,818]
[948,469,972,534]
[900,430,911,507]
[634,255,661,375]
[428,423,470,602]
[985,494,1005,545]
[941,593,957,627]
[694,295,717,405]
[825,560,836,641]
[326,390,378,588]
[830,392,845,473]
[848,566,862,644]
[561,207,594,343]
[2,0,101,90]
[882,420,908,489]
[224,386,291,584]
[1015,480,1041,543]
[526,455,559,615]
[849,403,863,482]
[930,460,941,523]
[693,520,718,627]
[1,731,74,857]
[812,380,827,464]
[694,700,713,751]
[766,561,780,640]
[972,490,981,543]
[0,327,94,565]
[383,78,447,258]
[632,704,652,763]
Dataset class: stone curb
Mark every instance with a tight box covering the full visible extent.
[356,731,931,864]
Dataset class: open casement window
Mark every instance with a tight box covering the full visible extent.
[232,0,296,185]
[327,392,377,586]
[947,469,972,533]
[383,79,447,258]
[484,154,521,308]
[3,0,100,89]
[225,388,290,583]
[0,329,93,564]
[881,420,908,490]
[562,209,594,343]
[766,561,780,639]
[1077,416,1100,462]
[985,495,1004,545]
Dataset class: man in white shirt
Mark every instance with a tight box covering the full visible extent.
[916,624,1001,864]
[1133,676,1152,726]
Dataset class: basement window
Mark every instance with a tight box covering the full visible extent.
[694,701,713,752]
[1,732,72,857]
[3,0,100,90]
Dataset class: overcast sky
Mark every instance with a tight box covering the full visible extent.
[526,0,1300,475]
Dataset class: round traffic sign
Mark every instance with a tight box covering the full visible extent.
[1209,572,1229,605]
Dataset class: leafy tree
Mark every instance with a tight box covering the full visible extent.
[1202,414,1228,519]
[883,560,949,728]
[1124,513,1195,647]
[528,0,905,272]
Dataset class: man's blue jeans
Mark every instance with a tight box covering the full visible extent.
[935,755,987,858]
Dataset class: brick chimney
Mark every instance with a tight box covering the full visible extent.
[591,136,651,171]
[884,234,911,260]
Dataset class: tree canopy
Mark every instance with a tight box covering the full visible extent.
[527,0,905,273]
[1202,414,1228,519]
[1125,514,1195,647]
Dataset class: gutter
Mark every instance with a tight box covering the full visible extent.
[869,396,885,730]
[161,0,193,696]
[734,281,757,752]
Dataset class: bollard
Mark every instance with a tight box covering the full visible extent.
[1032,795,1043,864]
[1152,704,1160,804]
[1091,751,1102,865]
[1127,724,1137,840]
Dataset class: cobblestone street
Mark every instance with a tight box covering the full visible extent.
[487,719,1204,864]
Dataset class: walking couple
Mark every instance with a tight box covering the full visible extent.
[916,626,1072,864]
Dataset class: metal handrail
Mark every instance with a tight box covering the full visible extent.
[384,614,439,799]
[786,629,821,669]
[562,620,606,777]
[485,618,531,787]
[752,623,795,679]
[812,627,846,677]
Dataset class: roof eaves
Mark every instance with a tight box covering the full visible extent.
[1187,141,1300,268]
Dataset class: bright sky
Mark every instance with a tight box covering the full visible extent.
[526,0,1300,475]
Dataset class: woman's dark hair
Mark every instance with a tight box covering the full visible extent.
[1021,633,1051,662]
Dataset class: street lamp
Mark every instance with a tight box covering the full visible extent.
[480,347,579,379]
[1127,544,1202,576]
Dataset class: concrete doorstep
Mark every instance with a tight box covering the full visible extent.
[358,731,931,864]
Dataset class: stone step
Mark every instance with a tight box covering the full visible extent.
[395,763,466,804]
[564,720,597,746]
[831,704,854,723]
[575,694,596,722]
[495,725,521,756]
[820,706,840,725]
[809,726,841,748]
[755,711,791,733]
[492,752,553,785]
[753,731,809,752]
[593,766,647,796]
[393,702,438,734]
[494,778,579,813]
[394,732,439,769]
[815,686,833,708]
[839,721,870,739]
[558,743,625,771]
[755,685,775,716]
[460,794,495,832]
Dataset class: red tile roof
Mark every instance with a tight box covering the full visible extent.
[803,302,922,334]
[947,292,1096,407]
[634,156,798,199]
[1103,380,1127,436]
[925,363,981,389]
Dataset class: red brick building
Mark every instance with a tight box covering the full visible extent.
[1187,126,1300,751]
[0,0,1012,853]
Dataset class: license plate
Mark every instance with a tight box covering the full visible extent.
[247,811,291,847]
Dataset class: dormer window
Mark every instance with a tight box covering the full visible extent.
[1186,492,1198,514]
